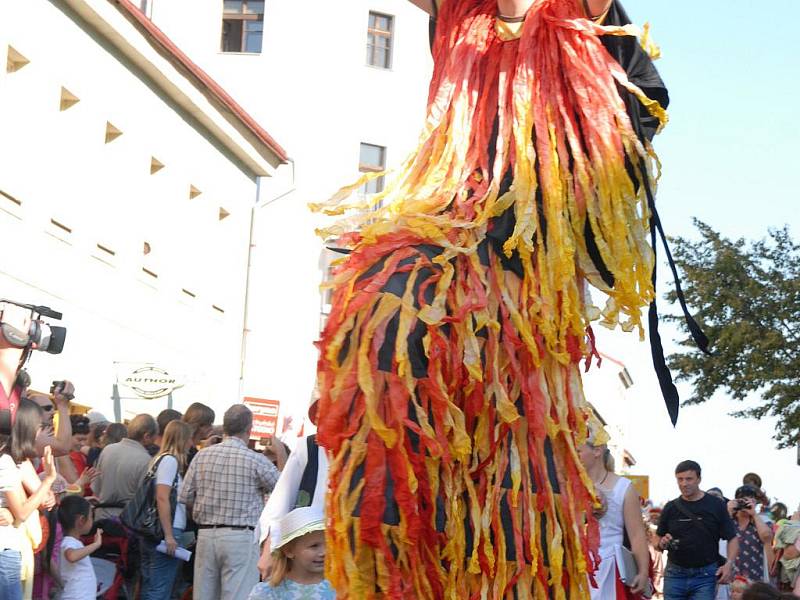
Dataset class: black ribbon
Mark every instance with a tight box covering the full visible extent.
[642,174,711,426]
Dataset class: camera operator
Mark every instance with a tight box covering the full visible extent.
[728,485,773,584]
[657,460,739,599]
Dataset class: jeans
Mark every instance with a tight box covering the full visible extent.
[140,528,185,600]
[664,562,718,600]
[0,548,23,600]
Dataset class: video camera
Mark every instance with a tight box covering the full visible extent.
[1,300,66,355]
[0,299,67,434]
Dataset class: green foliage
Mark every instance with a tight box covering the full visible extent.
[666,220,800,448]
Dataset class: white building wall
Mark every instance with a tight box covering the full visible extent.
[0,0,282,420]
[146,0,435,424]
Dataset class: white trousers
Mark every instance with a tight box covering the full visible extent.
[193,528,258,600]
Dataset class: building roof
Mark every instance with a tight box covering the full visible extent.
[110,0,288,164]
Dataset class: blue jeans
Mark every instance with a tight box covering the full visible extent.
[664,562,718,600]
[140,529,185,600]
[0,548,23,600]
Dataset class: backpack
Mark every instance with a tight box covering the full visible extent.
[120,455,177,541]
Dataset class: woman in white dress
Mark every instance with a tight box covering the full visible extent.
[580,413,651,599]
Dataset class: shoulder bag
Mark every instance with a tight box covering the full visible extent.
[673,498,728,567]
[120,454,178,541]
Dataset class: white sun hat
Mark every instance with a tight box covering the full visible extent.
[273,506,325,551]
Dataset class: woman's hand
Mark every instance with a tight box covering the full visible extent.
[629,571,648,595]
[165,535,178,557]
[0,508,13,526]
[76,467,100,488]
[41,489,56,510]
[42,446,57,483]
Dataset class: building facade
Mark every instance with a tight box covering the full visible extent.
[0,0,289,420]
[144,0,435,426]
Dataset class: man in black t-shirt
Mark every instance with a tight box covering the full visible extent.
[656,460,739,600]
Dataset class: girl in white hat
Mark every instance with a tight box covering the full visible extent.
[248,506,334,600]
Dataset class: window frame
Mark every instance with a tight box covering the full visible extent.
[221,0,265,54]
[366,11,394,69]
[358,142,387,196]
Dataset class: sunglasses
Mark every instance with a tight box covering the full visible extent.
[40,404,55,412]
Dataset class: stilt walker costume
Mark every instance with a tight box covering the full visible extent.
[312,0,670,598]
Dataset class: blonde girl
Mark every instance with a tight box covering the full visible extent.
[249,506,334,600]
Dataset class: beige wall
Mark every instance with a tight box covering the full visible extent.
[0,0,282,419]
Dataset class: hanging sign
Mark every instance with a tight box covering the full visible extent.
[244,396,280,439]
[117,364,184,399]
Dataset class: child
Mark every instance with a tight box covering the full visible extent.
[57,494,102,600]
[731,576,751,600]
[248,506,334,599]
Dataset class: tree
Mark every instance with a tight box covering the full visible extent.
[666,219,800,448]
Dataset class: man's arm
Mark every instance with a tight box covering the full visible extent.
[255,454,280,496]
[34,382,74,457]
[716,535,739,584]
[178,459,197,514]
[717,504,740,584]
[408,0,435,15]
[655,501,672,550]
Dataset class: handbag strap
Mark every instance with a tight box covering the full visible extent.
[149,453,180,487]
[673,498,723,564]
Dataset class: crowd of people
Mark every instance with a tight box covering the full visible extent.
[641,466,800,600]
[2,379,799,600]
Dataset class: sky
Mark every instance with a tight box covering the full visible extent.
[585,1,800,505]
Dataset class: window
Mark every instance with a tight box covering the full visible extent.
[221,1,264,53]
[359,143,386,195]
[366,12,393,69]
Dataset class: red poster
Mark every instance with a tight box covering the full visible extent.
[244,397,280,440]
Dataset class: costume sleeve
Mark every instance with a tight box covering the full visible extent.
[656,501,672,537]
[258,438,309,545]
